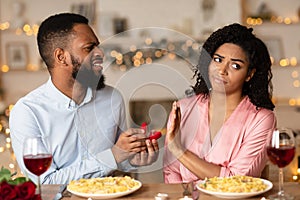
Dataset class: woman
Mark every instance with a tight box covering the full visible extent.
[163,23,276,183]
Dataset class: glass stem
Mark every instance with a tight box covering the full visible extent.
[37,176,41,195]
[278,167,284,196]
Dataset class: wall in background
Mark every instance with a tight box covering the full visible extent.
[0,0,299,123]
[1,0,300,105]
[0,0,241,105]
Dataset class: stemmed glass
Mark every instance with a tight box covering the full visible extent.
[23,137,52,196]
[181,181,199,200]
[267,127,296,200]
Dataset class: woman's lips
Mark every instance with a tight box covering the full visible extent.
[212,76,228,84]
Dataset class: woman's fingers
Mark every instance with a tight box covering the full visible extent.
[167,101,181,139]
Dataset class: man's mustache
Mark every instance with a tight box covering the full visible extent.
[91,55,103,63]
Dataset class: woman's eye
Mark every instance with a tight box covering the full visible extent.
[213,57,221,63]
[232,63,241,69]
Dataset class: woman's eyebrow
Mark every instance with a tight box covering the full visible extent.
[231,58,246,63]
[215,53,246,64]
[214,53,224,58]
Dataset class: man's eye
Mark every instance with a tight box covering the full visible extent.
[85,46,93,51]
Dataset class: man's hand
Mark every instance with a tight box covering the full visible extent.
[129,138,159,166]
[112,128,147,163]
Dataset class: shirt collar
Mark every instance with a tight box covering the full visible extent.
[46,78,94,109]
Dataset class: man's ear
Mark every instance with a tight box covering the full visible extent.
[54,48,67,65]
[245,68,256,82]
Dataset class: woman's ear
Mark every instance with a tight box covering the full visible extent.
[245,68,256,82]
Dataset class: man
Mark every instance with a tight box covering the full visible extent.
[9,13,159,184]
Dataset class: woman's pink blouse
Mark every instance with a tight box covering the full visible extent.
[163,95,276,183]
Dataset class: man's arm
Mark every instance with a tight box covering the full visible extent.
[9,103,119,184]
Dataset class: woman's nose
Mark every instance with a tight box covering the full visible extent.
[218,63,228,75]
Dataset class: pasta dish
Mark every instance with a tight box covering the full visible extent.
[198,175,268,193]
[67,176,140,194]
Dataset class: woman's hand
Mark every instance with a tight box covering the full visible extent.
[166,101,184,158]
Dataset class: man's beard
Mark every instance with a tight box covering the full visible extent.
[71,55,105,90]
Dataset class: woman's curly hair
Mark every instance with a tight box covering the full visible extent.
[193,23,275,110]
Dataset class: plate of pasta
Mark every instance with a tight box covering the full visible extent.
[67,176,142,199]
[196,175,273,199]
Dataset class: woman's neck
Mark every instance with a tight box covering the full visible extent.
[210,91,243,113]
[208,91,244,142]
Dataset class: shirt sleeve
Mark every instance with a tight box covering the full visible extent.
[219,111,276,178]
[110,94,138,172]
[42,149,118,184]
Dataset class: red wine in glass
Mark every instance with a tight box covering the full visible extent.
[23,137,52,196]
[267,146,295,168]
[23,153,52,176]
[267,128,295,200]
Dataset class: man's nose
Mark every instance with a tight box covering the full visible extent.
[93,46,104,57]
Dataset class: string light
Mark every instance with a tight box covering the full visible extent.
[0,104,20,176]
[246,16,299,26]
[0,22,41,72]
[103,37,200,71]
[0,21,39,36]
[292,156,300,182]
[270,57,299,67]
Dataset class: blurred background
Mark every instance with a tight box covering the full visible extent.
[0,0,300,183]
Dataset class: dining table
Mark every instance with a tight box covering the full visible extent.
[41,181,300,200]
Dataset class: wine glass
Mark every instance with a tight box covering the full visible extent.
[23,137,52,196]
[267,127,296,200]
[181,181,199,200]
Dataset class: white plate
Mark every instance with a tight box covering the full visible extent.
[196,178,273,199]
[67,180,142,199]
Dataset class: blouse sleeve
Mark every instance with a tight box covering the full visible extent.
[163,145,183,183]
